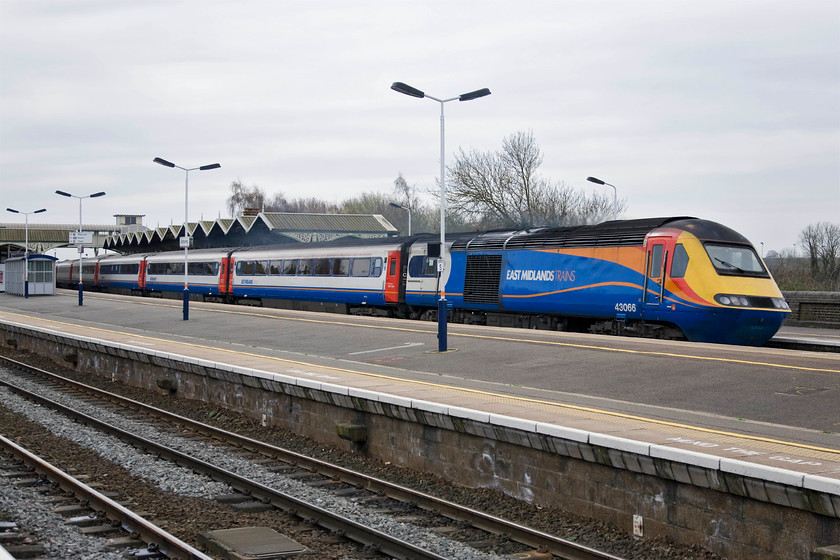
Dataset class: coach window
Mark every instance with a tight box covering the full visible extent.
[670,244,690,278]
[269,260,283,275]
[298,259,313,275]
[372,257,383,277]
[254,260,267,275]
[333,258,350,276]
[189,262,212,275]
[283,260,298,275]
[350,258,371,277]
[315,258,331,276]
[236,260,257,275]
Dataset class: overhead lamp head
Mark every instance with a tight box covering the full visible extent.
[389,202,404,209]
[153,157,176,168]
[199,163,221,171]
[34,208,47,213]
[391,82,425,98]
[459,88,491,102]
[586,176,606,185]
[6,208,19,213]
[55,190,72,197]
[90,192,106,198]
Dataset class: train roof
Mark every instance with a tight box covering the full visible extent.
[451,217,751,251]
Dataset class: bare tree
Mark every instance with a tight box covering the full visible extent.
[447,130,624,229]
[226,179,266,217]
[799,222,840,289]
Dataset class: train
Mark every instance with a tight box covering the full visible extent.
[55,217,790,346]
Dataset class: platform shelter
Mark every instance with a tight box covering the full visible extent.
[3,254,58,297]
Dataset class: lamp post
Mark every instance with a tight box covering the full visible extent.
[153,157,221,321]
[55,191,106,306]
[5,207,46,298]
[388,202,411,236]
[391,81,491,352]
[586,176,617,220]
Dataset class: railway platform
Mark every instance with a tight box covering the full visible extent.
[0,290,838,560]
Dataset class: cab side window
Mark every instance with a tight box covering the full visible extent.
[670,244,690,278]
[649,245,663,279]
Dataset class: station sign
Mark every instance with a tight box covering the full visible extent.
[179,236,193,249]
[69,231,93,244]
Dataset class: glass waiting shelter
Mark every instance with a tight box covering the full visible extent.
[3,254,58,297]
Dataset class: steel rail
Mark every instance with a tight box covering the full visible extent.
[0,354,626,560]
[0,368,449,560]
[0,434,214,560]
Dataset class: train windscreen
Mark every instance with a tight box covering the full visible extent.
[704,244,768,277]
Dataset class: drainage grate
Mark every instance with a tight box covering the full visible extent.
[198,526,307,559]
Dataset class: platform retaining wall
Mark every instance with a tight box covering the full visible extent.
[783,292,840,329]
[1,322,838,560]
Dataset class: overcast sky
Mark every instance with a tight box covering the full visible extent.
[1,0,838,255]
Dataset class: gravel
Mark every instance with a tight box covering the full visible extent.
[0,479,129,560]
[0,365,510,560]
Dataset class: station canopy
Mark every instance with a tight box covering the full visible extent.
[103,212,398,254]
[0,223,119,257]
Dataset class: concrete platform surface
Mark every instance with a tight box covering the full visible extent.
[1,290,839,491]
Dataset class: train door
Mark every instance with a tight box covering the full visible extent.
[643,241,668,306]
[384,250,401,303]
[138,259,147,290]
[218,257,229,294]
[221,256,235,295]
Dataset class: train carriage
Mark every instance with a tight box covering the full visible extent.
[97,253,150,294]
[144,249,228,297]
[55,257,102,289]
[228,242,403,309]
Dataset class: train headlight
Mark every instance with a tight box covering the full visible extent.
[772,298,790,310]
[714,294,752,307]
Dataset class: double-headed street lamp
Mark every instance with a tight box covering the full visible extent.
[391,81,491,353]
[586,176,617,220]
[153,157,221,321]
[388,202,412,236]
[55,190,106,305]
[5,207,46,298]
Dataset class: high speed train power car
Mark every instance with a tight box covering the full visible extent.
[56,217,790,346]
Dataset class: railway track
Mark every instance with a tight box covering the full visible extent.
[0,434,211,560]
[0,354,627,560]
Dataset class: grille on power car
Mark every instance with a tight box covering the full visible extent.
[463,254,502,304]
